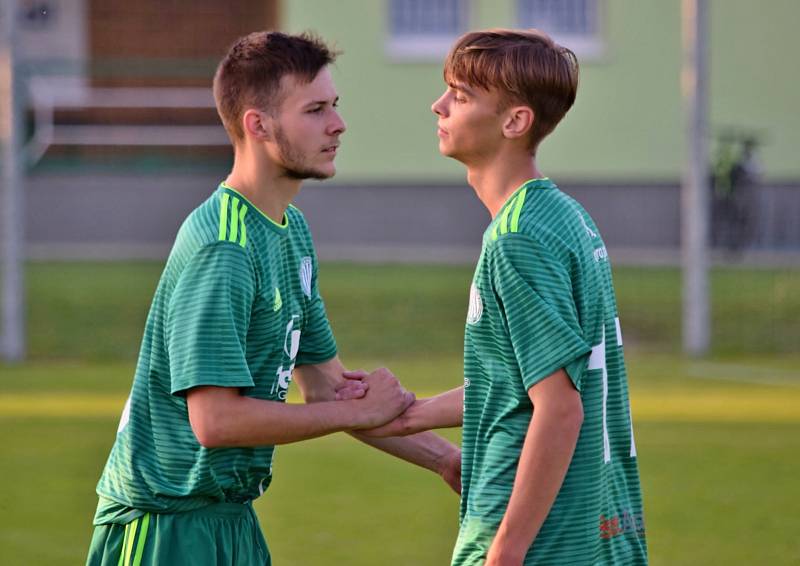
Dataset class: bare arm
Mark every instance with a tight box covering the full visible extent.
[485,369,584,566]
[294,359,462,493]
[185,362,412,448]
[358,386,464,437]
[292,356,364,403]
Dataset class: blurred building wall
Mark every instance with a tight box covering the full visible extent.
[15,0,278,86]
[17,0,88,87]
[88,0,278,86]
[9,0,800,262]
[23,175,800,263]
[283,0,800,184]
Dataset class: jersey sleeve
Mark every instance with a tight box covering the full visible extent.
[489,234,591,391]
[167,242,256,394]
[295,252,337,366]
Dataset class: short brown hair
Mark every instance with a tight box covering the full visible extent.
[213,31,338,142]
[443,28,579,153]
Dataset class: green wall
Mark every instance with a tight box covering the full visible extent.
[284,0,799,183]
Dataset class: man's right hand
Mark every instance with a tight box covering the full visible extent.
[349,368,415,429]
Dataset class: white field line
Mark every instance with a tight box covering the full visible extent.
[686,362,800,387]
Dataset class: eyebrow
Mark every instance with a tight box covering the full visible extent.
[305,96,339,108]
[448,82,475,97]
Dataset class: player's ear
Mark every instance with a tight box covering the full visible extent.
[243,109,273,141]
[502,105,534,141]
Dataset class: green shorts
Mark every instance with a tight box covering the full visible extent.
[86,502,270,566]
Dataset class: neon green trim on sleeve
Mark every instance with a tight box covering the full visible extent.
[221,182,289,229]
[510,187,528,233]
[499,195,515,235]
[229,197,240,243]
[218,193,230,241]
[131,513,150,566]
[238,205,248,248]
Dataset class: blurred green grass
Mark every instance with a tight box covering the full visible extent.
[24,262,800,362]
[1,261,799,565]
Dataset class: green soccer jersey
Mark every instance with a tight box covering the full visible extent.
[453,178,647,565]
[94,183,337,524]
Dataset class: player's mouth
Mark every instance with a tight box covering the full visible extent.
[322,143,339,155]
[437,126,449,138]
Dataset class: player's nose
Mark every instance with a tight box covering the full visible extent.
[328,110,346,136]
[431,92,448,117]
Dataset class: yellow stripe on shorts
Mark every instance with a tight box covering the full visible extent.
[132,513,151,566]
[116,514,151,566]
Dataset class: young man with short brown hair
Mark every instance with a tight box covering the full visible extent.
[85,31,460,566]
[363,29,648,565]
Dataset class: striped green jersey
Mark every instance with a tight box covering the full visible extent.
[453,179,647,565]
[94,183,337,525]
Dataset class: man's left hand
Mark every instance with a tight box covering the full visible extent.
[334,372,368,400]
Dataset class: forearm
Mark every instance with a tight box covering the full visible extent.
[408,387,464,431]
[366,386,464,437]
[349,430,458,473]
[294,357,347,402]
[490,407,582,560]
[189,390,360,447]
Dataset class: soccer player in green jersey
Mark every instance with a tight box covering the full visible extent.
[86,31,460,566]
[360,29,648,565]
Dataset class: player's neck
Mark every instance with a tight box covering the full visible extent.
[466,153,542,219]
[225,149,301,225]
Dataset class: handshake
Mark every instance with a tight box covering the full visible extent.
[328,366,462,495]
[333,367,420,437]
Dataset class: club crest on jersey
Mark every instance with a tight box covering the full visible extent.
[577,211,597,239]
[272,315,301,400]
[300,256,313,298]
[273,287,282,312]
[467,283,483,325]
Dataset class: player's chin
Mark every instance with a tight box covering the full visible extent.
[311,163,336,179]
[438,142,457,158]
[323,159,338,175]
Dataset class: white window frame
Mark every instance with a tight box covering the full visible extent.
[385,0,470,62]
[516,0,606,60]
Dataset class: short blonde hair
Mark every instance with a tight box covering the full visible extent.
[444,28,579,153]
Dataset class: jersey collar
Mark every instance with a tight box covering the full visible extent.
[219,182,290,236]
[486,178,554,241]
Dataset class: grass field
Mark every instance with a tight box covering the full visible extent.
[1,262,799,565]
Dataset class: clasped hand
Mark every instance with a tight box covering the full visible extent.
[334,367,415,430]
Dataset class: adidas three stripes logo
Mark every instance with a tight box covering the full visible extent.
[218,193,249,248]
[492,187,528,241]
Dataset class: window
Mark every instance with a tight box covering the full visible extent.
[20,1,58,30]
[517,0,605,59]
[387,0,469,61]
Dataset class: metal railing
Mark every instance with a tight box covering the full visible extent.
[25,76,229,163]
